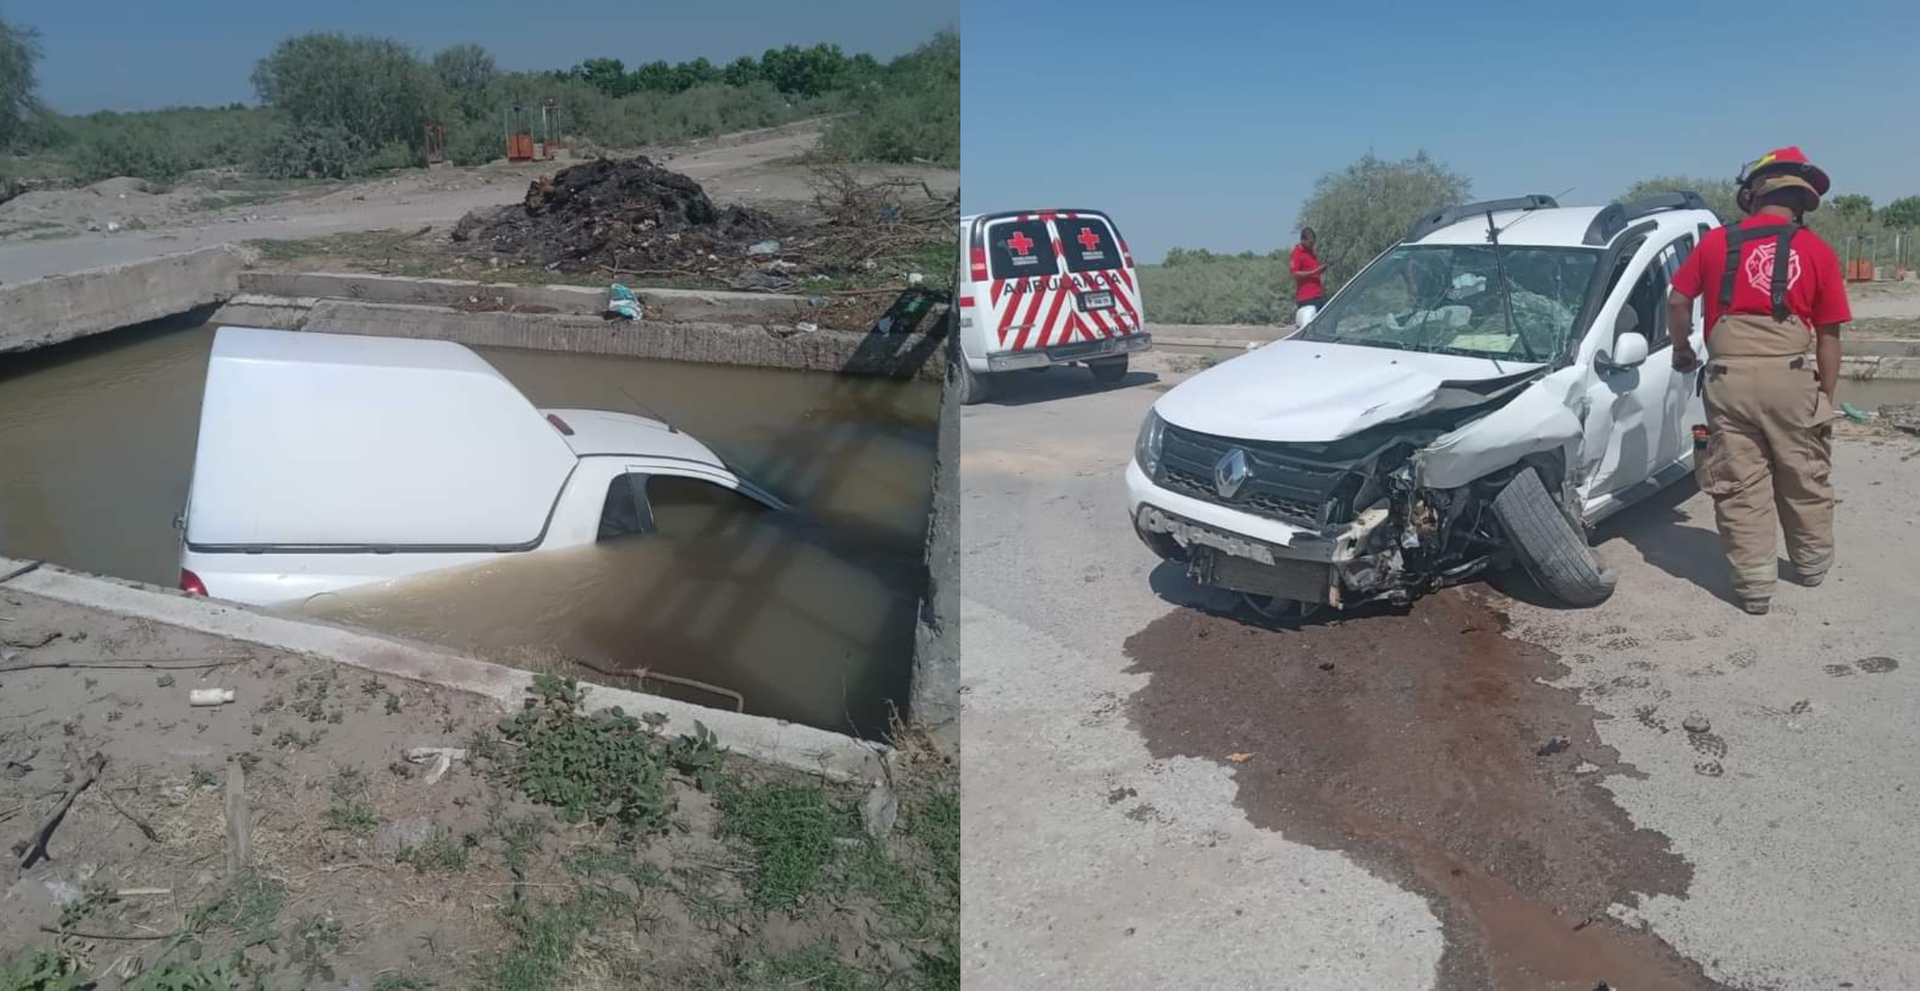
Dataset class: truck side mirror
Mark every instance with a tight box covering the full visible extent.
[1605,331,1650,370]
[1599,308,1648,370]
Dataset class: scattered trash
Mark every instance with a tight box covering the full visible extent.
[1841,401,1868,423]
[1226,752,1254,763]
[1574,761,1601,774]
[405,746,467,785]
[861,781,899,839]
[156,674,176,688]
[747,239,782,256]
[105,221,121,234]
[1682,713,1711,734]
[604,283,642,321]
[794,321,818,334]
[730,270,796,293]
[1535,736,1571,757]
[188,688,236,707]
[908,272,925,285]
[4,761,30,779]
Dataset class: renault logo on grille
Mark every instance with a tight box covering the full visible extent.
[1213,448,1250,500]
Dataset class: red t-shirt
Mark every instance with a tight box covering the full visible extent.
[1290,244,1325,301]
[1669,216,1850,339]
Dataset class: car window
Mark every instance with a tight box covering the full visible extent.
[1056,217,1121,273]
[644,474,768,536]
[1626,236,1692,350]
[986,218,1058,280]
[597,473,649,541]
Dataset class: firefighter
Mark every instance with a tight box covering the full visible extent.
[1667,147,1852,615]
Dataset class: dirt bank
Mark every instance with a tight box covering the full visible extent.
[0,591,956,989]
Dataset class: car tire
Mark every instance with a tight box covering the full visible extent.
[1089,356,1129,383]
[1491,467,1616,608]
[957,361,991,406]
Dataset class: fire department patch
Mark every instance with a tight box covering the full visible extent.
[1743,240,1803,295]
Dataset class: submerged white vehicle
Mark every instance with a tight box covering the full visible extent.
[1127,193,1720,616]
[178,327,782,606]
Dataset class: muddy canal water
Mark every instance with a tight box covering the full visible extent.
[0,322,938,737]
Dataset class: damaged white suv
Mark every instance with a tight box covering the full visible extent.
[1127,192,1719,617]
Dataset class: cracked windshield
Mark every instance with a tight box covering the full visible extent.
[1303,244,1599,359]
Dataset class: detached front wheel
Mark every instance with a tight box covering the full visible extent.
[1491,467,1616,607]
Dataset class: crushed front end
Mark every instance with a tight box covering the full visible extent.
[1126,413,1515,611]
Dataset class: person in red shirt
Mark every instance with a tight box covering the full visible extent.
[1289,227,1329,327]
[1666,146,1851,614]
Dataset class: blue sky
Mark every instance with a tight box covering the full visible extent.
[14,0,953,114]
[963,0,1920,262]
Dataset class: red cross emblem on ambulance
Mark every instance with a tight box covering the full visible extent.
[1076,227,1101,252]
[1006,231,1034,255]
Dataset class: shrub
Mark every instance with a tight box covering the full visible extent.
[1297,151,1471,287]
[820,31,958,167]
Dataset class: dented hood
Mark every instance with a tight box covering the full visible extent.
[1154,340,1544,443]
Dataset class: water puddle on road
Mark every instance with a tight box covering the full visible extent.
[1123,591,1737,991]
[0,322,937,737]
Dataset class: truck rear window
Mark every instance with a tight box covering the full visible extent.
[1058,218,1121,273]
[987,219,1058,280]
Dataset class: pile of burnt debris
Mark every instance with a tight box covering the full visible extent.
[451,156,779,279]
[451,156,959,300]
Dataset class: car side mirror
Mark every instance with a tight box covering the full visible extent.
[1605,331,1650,370]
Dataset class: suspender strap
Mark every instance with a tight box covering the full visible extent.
[1719,223,1801,320]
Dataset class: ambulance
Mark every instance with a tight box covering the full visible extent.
[954,210,1152,403]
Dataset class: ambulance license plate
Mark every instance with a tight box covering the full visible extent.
[1082,291,1114,311]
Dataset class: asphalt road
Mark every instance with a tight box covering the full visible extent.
[959,351,1920,990]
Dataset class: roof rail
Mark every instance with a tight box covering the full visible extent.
[1620,190,1715,222]
[1406,194,1559,242]
[1583,203,1629,245]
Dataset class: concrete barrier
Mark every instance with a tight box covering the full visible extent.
[0,245,250,354]
[909,328,961,747]
[259,298,947,379]
[0,556,886,782]
[240,270,828,327]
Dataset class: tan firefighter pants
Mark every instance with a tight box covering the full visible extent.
[1694,313,1837,602]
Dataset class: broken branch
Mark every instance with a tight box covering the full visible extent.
[12,751,107,868]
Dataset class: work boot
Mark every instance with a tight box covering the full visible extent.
[1788,564,1829,588]
[1739,597,1771,616]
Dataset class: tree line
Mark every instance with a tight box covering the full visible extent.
[0,16,957,185]
[1145,153,1920,326]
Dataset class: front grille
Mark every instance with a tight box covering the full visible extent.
[1158,424,1367,528]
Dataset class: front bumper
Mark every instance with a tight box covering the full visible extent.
[1125,459,1384,606]
[987,332,1152,372]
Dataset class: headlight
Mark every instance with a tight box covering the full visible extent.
[1134,409,1165,477]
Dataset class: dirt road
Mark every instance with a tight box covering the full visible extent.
[0,120,959,285]
[960,354,1920,989]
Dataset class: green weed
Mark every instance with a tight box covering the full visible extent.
[494,675,724,835]
[717,779,856,912]
[0,945,89,991]
[398,834,474,873]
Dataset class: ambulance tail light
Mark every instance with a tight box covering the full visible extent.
[969,246,988,281]
[179,569,209,597]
